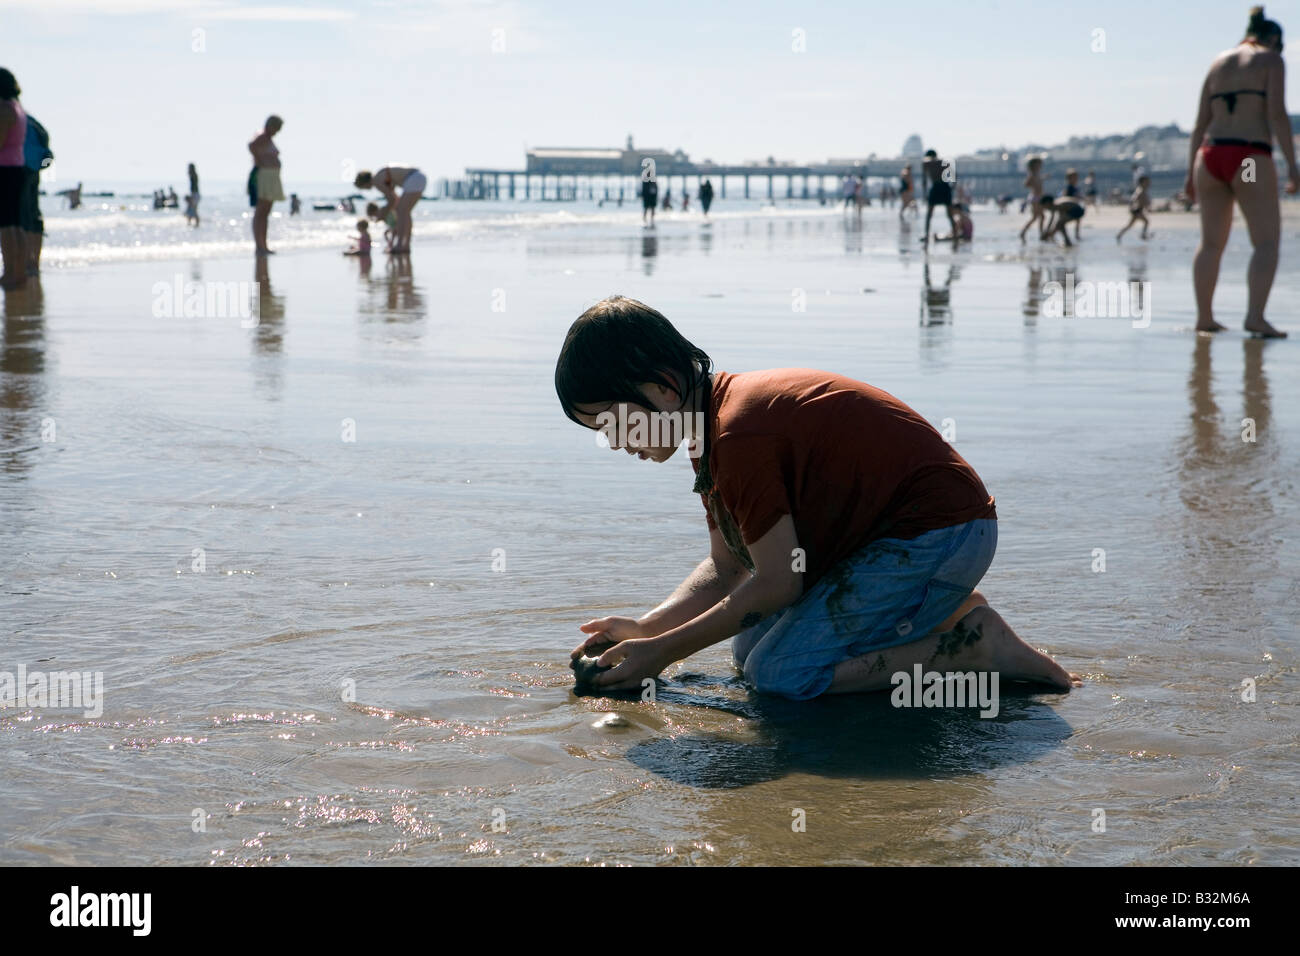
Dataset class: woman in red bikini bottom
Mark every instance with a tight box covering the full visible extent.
[1185,6,1300,338]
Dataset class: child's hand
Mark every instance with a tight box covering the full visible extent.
[592,637,667,691]
[571,616,643,659]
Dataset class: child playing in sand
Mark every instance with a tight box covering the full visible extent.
[1039,195,1086,247]
[557,295,1079,699]
[933,203,973,242]
[367,202,397,252]
[1116,175,1151,243]
[344,220,372,256]
[1019,156,1046,242]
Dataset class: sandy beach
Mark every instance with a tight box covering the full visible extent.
[1,199,1296,865]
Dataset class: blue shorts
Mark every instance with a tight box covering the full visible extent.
[732,518,997,700]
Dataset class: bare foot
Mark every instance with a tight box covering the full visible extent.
[1244,316,1287,338]
[958,605,1080,691]
[1195,318,1228,333]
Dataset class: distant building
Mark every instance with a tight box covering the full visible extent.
[526,143,687,176]
[902,134,923,156]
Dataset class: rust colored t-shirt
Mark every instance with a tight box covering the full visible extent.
[692,369,996,588]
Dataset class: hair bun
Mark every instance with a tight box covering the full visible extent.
[1249,5,1266,25]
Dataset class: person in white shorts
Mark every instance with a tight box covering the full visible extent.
[354,166,425,254]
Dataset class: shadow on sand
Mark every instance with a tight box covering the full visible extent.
[612,672,1073,788]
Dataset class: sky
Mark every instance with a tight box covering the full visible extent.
[6,0,1299,189]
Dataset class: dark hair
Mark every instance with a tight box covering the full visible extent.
[1247,6,1283,46]
[555,295,712,426]
[924,149,937,158]
[0,68,19,100]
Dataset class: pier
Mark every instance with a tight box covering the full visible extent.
[456,139,1190,204]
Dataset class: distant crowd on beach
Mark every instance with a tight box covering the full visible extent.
[2,6,1298,338]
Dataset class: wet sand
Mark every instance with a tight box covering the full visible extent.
[2,201,1298,865]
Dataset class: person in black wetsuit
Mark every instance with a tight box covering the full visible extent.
[699,178,714,218]
[641,177,658,226]
[922,149,956,245]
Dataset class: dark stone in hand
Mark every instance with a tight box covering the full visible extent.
[571,650,612,693]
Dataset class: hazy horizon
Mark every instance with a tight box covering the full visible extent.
[8,0,1299,187]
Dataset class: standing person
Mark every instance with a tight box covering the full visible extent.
[1061,169,1083,241]
[1116,175,1152,242]
[289,193,301,216]
[248,114,284,256]
[641,176,658,226]
[698,177,714,218]
[0,67,29,289]
[922,149,957,244]
[187,163,200,226]
[898,163,916,219]
[842,174,855,209]
[354,166,425,254]
[1018,156,1046,241]
[1185,6,1298,337]
[681,188,690,212]
[1084,168,1099,209]
[20,110,51,276]
[662,185,672,211]
[1131,159,1146,189]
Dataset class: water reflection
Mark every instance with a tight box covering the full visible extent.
[1,278,47,476]
[842,211,864,255]
[1022,258,1075,323]
[1126,246,1149,318]
[253,257,286,399]
[625,679,1072,788]
[1177,337,1279,618]
[358,255,427,340]
[920,262,959,327]
[640,233,657,275]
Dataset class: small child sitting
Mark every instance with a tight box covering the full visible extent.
[344,219,372,256]
[933,203,973,242]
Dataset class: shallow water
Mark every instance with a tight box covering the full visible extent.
[2,203,1297,865]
